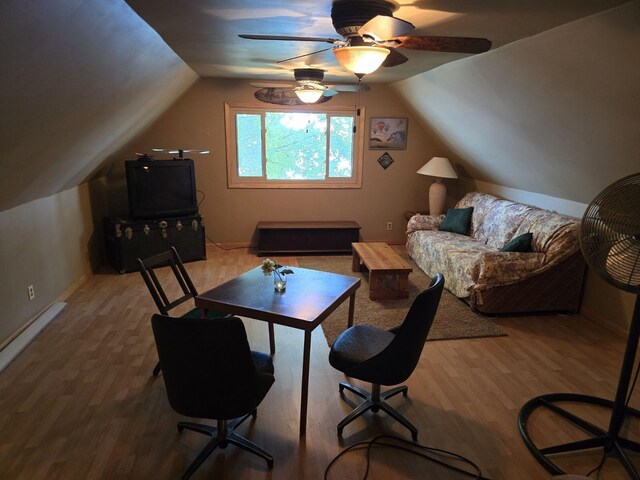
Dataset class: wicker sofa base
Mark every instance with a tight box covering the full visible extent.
[467,251,587,315]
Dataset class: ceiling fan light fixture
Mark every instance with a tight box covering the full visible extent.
[294,86,324,104]
[333,45,390,75]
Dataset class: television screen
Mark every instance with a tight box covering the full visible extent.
[125,159,198,219]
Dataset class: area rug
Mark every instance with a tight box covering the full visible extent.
[297,256,507,347]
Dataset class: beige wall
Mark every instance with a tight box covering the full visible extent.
[0,185,99,345]
[106,78,443,245]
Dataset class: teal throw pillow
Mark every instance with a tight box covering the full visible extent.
[500,232,533,252]
[439,207,474,235]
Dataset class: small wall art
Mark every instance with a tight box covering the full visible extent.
[369,117,408,150]
[377,152,394,169]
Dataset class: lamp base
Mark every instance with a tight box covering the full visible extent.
[428,179,446,216]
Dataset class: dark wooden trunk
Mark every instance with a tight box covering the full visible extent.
[104,214,206,273]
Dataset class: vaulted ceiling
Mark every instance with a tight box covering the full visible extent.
[125,0,628,84]
[0,0,633,213]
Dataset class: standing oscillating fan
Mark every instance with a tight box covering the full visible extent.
[518,172,640,478]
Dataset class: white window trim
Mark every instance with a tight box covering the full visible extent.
[224,102,365,189]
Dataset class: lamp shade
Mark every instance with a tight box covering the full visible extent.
[416,157,458,179]
[294,86,324,104]
[333,46,390,75]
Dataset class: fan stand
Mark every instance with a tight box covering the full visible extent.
[519,294,640,478]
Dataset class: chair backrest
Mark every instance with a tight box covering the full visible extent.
[349,273,445,386]
[137,247,198,315]
[151,314,274,420]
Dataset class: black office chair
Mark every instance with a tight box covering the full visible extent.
[138,247,227,376]
[329,273,445,440]
[152,314,275,479]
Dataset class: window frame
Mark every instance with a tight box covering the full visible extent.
[224,102,365,189]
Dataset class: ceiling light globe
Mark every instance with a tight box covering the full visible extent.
[333,46,390,75]
[294,87,324,104]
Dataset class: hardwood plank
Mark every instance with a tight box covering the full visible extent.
[0,245,637,479]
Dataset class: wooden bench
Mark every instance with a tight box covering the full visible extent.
[257,221,360,256]
[351,242,413,300]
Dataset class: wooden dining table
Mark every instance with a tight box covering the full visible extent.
[195,266,360,435]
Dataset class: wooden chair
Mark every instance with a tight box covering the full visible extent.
[137,247,227,376]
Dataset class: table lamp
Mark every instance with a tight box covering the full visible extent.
[417,157,458,216]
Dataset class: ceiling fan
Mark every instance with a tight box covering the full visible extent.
[151,148,210,159]
[250,68,370,104]
[239,0,492,76]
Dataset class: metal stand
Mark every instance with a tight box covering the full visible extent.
[518,295,640,477]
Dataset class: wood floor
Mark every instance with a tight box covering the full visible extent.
[1,246,638,479]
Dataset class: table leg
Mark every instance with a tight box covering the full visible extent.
[347,292,356,328]
[351,250,361,272]
[299,330,312,436]
[268,322,276,355]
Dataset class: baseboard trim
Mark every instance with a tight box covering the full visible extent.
[207,242,255,250]
[0,302,66,374]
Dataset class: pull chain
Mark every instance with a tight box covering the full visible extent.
[354,73,364,134]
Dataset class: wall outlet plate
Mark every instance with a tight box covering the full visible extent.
[386,222,393,230]
[28,285,35,300]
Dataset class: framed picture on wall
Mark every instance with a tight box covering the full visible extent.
[369,117,408,150]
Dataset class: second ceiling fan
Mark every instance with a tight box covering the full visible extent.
[240,0,492,76]
[250,68,370,104]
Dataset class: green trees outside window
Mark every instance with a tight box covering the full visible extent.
[226,103,364,189]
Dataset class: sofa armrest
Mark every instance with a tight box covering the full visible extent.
[471,251,546,290]
[406,214,444,234]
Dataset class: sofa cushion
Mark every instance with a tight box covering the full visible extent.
[455,193,535,249]
[500,232,533,252]
[406,230,494,298]
[439,207,474,235]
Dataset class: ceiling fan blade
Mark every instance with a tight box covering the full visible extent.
[277,47,334,65]
[381,48,408,68]
[322,89,338,97]
[239,34,342,45]
[250,81,296,88]
[392,35,492,54]
[358,15,414,41]
[329,84,371,93]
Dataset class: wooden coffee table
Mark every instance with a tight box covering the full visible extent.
[352,242,413,300]
[195,266,360,436]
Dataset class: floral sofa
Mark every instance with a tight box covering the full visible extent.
[406,192,586,314]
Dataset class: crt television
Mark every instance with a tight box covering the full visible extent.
[125,159,198,219]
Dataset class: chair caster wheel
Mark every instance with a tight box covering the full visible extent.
[402,389,408,397]
[337,427,343,436]
[252,408,257,418]
[339,385,344,393]
[267,459,274,469]
[371,405,379,413]
[411,432,418,442]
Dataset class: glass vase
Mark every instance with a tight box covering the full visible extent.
[273,270,287,291]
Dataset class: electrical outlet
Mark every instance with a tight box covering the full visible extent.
[28,284,35,300]
[386,221,393,230]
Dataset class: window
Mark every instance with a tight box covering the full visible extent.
[225,103,365,188]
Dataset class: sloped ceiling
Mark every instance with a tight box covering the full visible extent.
[392,0,640,204]
[125,0,629,84]
[0,0,634,213]
[0,0,197,213]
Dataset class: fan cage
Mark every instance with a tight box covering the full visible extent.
[580,173,640,294]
